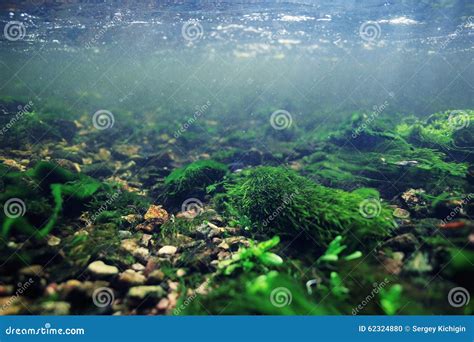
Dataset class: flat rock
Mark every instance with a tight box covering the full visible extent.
[118,270,146,286]
[158,245,177,256]
[87,261,119,278]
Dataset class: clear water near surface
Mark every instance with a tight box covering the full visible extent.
[0,0,473,119]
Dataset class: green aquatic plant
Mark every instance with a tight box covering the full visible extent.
[379,284,403,315]
[225,166,394,249]
[218,236,283,275]
[396,110,474,161]
[182,271,339,315]
[317,236,362,263]
[1,161,105,239]
[162,160,228,204]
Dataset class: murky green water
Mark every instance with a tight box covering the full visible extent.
[0,1,473,316]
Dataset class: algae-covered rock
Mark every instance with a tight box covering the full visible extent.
[161,160,228,204]
[225,166,394,249]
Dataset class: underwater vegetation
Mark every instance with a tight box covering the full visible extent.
[0,93,472,316]
[223,166,394,249]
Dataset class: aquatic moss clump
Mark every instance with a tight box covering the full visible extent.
[162,160,228,203]
[396,110,474,161]
[225,166,394,249]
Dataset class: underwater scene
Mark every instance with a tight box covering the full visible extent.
[0,0,473,316]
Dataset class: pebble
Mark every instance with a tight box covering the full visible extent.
[383,233,419,253]
[158,245,177,256]
[118,270,146,286]
[47,235,61,246]
[19,265,44,277]
[147,270,165,284]
[87,261,119,278]
[133,247,150,263]
[118,230,132,239]
[127,286,165,303]
[131,263,145,272]
[144,205,169,223]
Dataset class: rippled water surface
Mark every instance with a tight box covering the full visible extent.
[0,0,473,116]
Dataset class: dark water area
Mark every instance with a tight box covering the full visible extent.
[0,1,473,316]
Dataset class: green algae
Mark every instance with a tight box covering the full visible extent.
[161,160,228,205]
[224,166,395,249]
